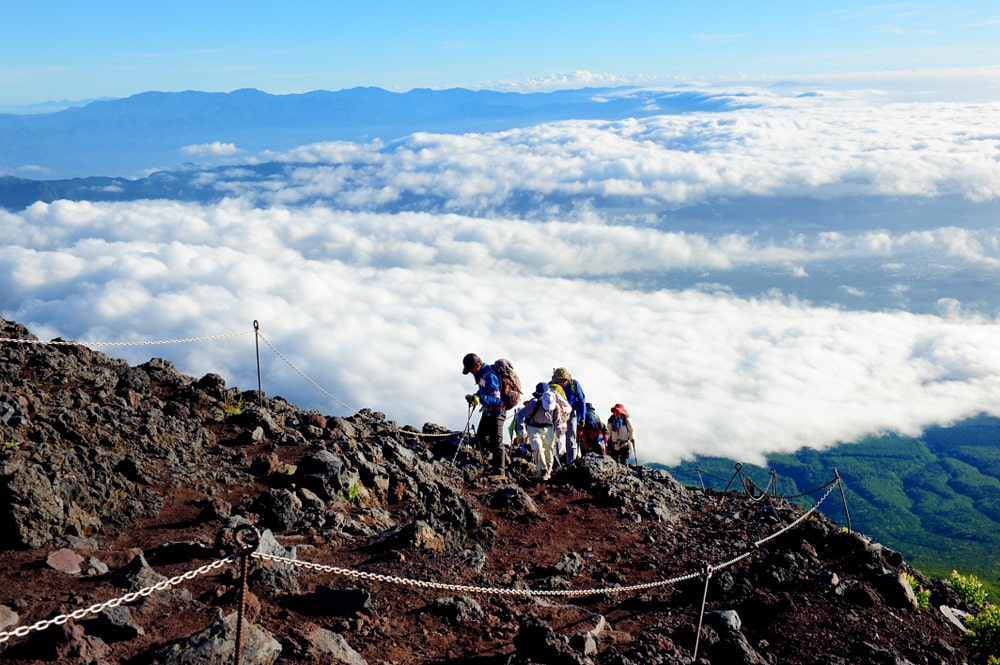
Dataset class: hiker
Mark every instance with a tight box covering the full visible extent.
[607,403,635,465]
[463,352,508,478]
[509,401,531,465]
[578,402,607,455]
[515,382,560,480]
[551,367,586,463]
[547,380,572,461]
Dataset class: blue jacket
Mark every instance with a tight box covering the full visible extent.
[474,364,503,414]
[557,378,586,420]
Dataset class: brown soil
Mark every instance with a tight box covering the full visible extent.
[0,455,975,664]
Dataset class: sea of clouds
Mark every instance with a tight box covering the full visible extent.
[2,87,999,466]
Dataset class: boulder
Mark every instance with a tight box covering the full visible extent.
[45,547,85,574]
[146,612,280,665]
[427,596,486,625]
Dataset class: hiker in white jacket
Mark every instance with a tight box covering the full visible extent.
[515,382,561,480]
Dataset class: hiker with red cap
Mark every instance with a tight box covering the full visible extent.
[462,353,508,478]
[607,403,635,465]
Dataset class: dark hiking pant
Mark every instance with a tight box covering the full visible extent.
[477,411,507,475]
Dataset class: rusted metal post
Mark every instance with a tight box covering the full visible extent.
[232,525,259,665]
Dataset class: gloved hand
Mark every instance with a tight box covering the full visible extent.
[465,394,480,406]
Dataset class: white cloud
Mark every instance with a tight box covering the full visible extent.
[2,196,1000,468]
[202,96,1000,212]
[3,91,1000,466]
[181,141,241,157]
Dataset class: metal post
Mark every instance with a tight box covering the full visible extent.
[234,551,249,665]
[835,468,852,532]
[232,525,259,665]
[253,320,263,409]
[692,562,713,661]
[724,463,743,493]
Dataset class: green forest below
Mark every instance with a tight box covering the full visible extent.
[662,414,1000,599]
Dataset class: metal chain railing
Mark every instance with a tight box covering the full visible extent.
[0,321,856,661]
[0,324,455,442]
[0,330,253,347]
[251,551,704,597]
[0,473,844,665]
[255,331,360,416]
[0,555,237,645]
[0,323,474,444]
[256,329,455,441]
[252,476,839,600]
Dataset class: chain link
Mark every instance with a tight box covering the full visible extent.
[256,332,452,440]
[256,332,359,415]
[0,323,851,640]
[773,477,839,500]
[0,477,843,646]
[0,556,236,644]
[251,552,700,597]
[696,464,839,502]
[250,481,840,598]
[755,481,838,547]
[0,330,253,347]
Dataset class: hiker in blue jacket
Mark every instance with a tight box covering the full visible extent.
[463,352,507,478]
[551,367,586,464]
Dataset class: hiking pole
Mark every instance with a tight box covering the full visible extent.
[630,439,638,467]
[451,404,475,465]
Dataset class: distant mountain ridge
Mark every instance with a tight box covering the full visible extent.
[0,86,739,181]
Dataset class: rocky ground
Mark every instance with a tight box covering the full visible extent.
[0,316,986,664]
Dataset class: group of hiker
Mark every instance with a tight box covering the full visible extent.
[461,352,635,481]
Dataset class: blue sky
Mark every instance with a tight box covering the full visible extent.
[3,1,1000,107]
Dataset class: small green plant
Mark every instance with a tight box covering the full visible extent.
[952,570,989,608]
[902,571,931,610]
[964,603,1000,662]
[2,425,29,449]
[222,392,243,416]
[345,482,361,503]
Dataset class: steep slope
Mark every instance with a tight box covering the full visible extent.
[0,316,982,664]
[670,425,1000,600]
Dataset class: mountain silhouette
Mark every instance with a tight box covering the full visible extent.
[0,86,739,180]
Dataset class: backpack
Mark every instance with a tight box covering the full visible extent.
[583,405,602,430]
[579,404,606,453]
[492,358,522,412]
[582,404,606,436]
